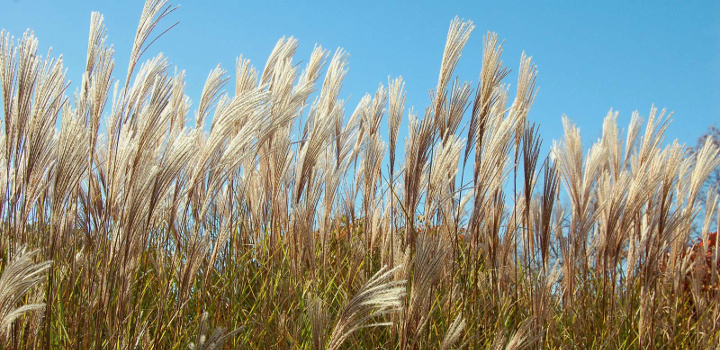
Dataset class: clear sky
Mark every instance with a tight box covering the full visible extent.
[1,0,718,157]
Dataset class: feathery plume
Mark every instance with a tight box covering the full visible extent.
[0,247,51,335]
[326,266,405,350]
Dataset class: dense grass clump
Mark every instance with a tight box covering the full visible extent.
[0,0,719,348]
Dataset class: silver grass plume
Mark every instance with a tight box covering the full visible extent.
[326,266,405,350]
[197,65,230,129]
[51,107,89,241]
[387,76,405,265]
[235,55,258,96]
[434,17,474,137]
[504,317,541,350]
[551,116,605,306]
[427,135,463,220]
[388,76,405,175]
[125,0,178,89]
[468,85,515,244]
[294,50,347,204]
[188,311,241,350]
[465,32,509,165]
[403,110,435,246]
[80,12,115,147]
[260,36,298,86]
[440,315,467,350]
[509,52,537,144]
[0,247,51,335]
[399,235,448,349]
[307,294,329,350]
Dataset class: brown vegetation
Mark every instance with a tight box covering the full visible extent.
[0,0,719,348]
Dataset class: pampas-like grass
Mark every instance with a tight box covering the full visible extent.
[1,0,719,348]
[0,247,51,336]
[326,266,406,350]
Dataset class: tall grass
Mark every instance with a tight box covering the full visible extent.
[0,1,719,348]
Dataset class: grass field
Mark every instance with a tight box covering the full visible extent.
[0,0,719,348]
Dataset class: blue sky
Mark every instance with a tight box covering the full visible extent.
[1,0,718,157]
